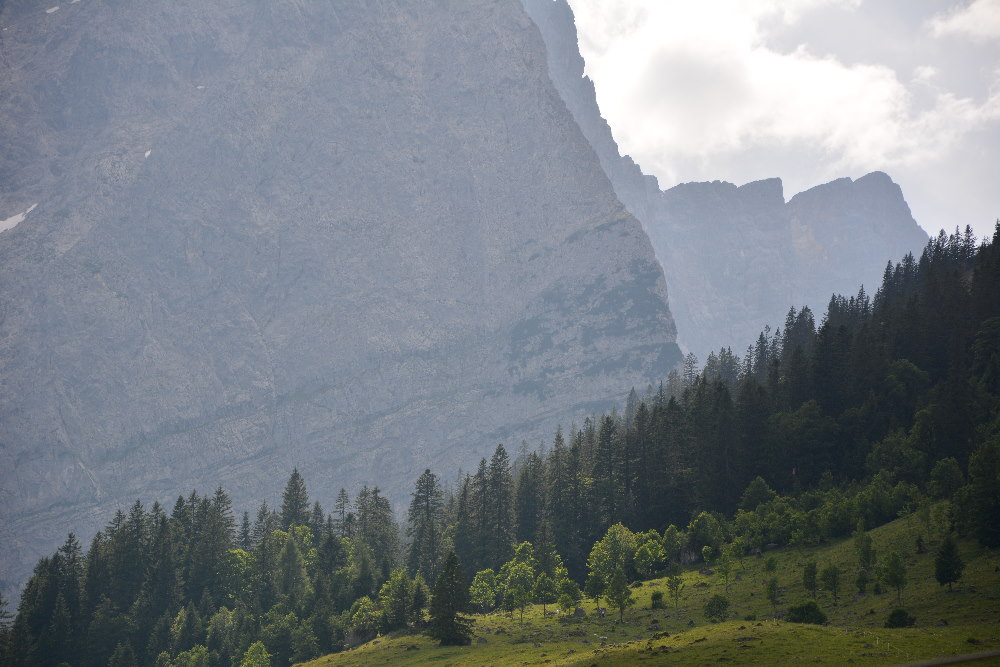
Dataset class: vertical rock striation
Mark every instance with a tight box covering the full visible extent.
[0,0,679,592]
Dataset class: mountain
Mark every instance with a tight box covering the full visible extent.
[522,0,929,359]
[0,0,680,592]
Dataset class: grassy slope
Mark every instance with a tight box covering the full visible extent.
[304,510,1000,665]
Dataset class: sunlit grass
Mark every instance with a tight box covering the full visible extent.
[304,509,1000,665]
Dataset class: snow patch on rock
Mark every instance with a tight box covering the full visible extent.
[46,6,59,14]
[0,203,38,233]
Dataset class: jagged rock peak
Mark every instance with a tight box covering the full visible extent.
[522,0,928,359]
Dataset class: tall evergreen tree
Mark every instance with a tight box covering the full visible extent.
[407,469,445,582]
[427,552,471,646]
[934,534,964,591]
[280,469,310,529]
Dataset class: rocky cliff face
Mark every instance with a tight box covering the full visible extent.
[0,0,680,591]
[523,0,929,359]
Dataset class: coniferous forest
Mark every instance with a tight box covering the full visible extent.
[4,225,1000,666]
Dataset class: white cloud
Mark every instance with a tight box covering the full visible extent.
[913,65,938,82]
[929,0,1000,41]
[569,0,1000,197]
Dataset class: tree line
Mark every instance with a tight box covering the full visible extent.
[3,223,999,665]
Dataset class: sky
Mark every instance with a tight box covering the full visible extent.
[567,0,1000,239]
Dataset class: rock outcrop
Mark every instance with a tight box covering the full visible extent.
[0,0,679,591]
[523,0,929,359]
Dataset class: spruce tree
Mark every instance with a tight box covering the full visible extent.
[427,552,472,646]
[407,469,445,581]
[934,533,964,591]
[333,488,351,538]
[280,469,310,529]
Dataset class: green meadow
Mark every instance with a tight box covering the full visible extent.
[306,509,1000,666]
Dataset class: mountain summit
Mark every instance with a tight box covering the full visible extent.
[523,0,929,359]
[0,0,679,592]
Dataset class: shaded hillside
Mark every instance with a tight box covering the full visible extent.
[523,0,929,359]
[0,0,679,593]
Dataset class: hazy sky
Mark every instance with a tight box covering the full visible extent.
[568,0,1000,238]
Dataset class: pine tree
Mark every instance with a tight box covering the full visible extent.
[239,511,252,551]
[934,533,964,591]
[309,501,326,539]
[333,488,351,538]
[281,469,310,529]
[427,552,472,646]
[407,469,445,582]
[514,452,545,543]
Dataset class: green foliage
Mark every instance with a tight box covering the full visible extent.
[348,597,382,638]
[701,545,714,566]
[503,562,535,625]
[740,476,777,510]
[802,561,818,598]
[820,564,841,600]
[855,568,870,595]
[957,437,1000,547]
[171,645,210,667]
[377,570,413,631]
[661,525,683,565]
[704,594,730,623]
[426,552,472,646]
[854,528,876,573]
[666,575,685,609]
[469,569,500,614]
[884,608,916,628]
[935,534,964,591]
[554,565,581,612]
[929,458,964,499]
[688,513,724,556]
[11,228,1000,667]
[787,600,827,624]
[882,551,908,603]
[605,567,634,622]
[406,470,445,583]
[238,641,271,667]
[634,539,664,578]
[766,577,780,611]
[532,573,558,615]
[650,590,665,610]
[280,469,310,530]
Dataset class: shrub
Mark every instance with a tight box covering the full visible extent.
[787,601,827,624]
[704,594,730,623]
[650,591,665,610]
[884,608,916,628]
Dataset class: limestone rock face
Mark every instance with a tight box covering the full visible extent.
[523,0,929,359]
[0,0,679,591]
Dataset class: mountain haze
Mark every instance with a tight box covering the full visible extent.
[523,0,929,359]
[0,0,680,591]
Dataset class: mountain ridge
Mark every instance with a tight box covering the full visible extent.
[522,0,929,358]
